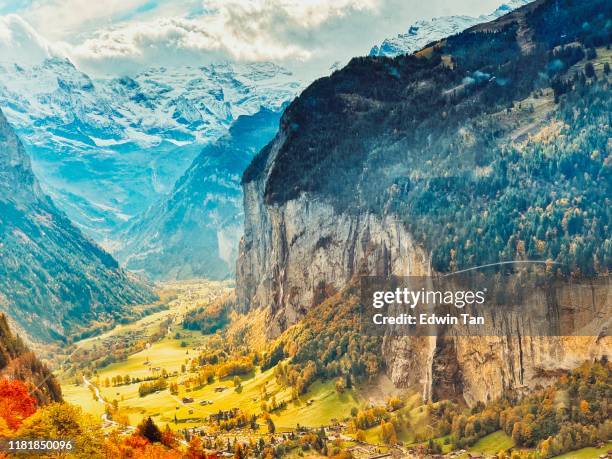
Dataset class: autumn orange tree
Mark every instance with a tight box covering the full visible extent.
[106,431,183,459]
[0,378,37,431]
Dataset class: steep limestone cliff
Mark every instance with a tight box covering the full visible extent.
[237,0,611,404]
[237,187,431,335]
[238,170,610,404]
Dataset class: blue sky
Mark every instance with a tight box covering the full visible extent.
[0,0,505,78]
[0,0,30,14]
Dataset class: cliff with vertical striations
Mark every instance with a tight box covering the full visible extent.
[237,0,611,404]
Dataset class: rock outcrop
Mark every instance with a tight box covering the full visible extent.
[237,188,431,335]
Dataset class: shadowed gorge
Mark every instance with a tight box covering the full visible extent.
[118,108,284,281]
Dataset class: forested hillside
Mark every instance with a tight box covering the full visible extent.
[0,109,155,342]
[0,314,61,404]
[244,0,611,276]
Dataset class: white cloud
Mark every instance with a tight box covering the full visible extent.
[22,0,153,40]
[66,0,381,73]
[0,0,505,77]
[70,14,310,63]
[209,0,379,29]
[0,14,65,65]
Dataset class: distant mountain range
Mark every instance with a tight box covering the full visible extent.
[0,49,302,245]
[370,0,531,57]
[0,108,155,342]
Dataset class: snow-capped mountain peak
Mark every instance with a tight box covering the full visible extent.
[0,58,301,150]
[0,55,304,243]
[369,0,532,58]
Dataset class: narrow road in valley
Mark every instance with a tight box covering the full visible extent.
[83,376,189,446]
[83,376,135,432]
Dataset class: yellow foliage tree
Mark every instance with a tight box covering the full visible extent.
[16,403,104,458]
[380,420,397,445]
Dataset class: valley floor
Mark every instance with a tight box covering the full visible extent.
[58,280,610,459]
[61,280,357,432]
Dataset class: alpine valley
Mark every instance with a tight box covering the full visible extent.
[0,107,154,342]
[0,0,610,458]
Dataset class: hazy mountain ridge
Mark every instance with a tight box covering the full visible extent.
[118,107,283,281]
[0,108,155,342]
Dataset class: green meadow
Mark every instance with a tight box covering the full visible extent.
[65,330,361,432]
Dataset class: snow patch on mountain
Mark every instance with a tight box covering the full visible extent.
[0,54,303,243]
[370,0,532,58]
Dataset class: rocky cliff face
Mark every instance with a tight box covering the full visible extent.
[239,170,610,404]
[237,185,430,335]
[237,0,611,404]
[237,157,438,396]
[386,280,608,403]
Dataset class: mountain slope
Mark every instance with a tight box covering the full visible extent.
[118,107,283,281]
[0,43,302,243]
[369,0,531,58]
[0,108,155,342]
[0,313,62,405]
[237,0,611,404]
